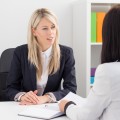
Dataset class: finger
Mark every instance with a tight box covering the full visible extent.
[22,91,39,104]
[19,101,33,105]
[20,94,32,103]
[27,92,39,104]
[33,90,39,101]
[30,91,39,101]
[34,90,38,94]
[24,96,33,103]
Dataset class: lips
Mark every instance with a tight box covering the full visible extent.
[47,37,54,40]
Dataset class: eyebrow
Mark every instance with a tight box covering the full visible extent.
[41,24,55,28]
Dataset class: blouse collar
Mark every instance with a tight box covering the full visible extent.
[41,46,52,58]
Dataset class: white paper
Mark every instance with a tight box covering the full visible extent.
[59,92,86,105]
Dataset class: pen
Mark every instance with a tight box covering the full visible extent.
[44,101,58,107]
[45,105,48,107]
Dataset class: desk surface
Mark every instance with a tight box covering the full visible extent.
[0,102,69,120]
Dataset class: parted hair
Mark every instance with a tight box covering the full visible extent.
[101,4,120,64]
[27,8,60,80]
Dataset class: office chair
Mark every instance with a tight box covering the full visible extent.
[0,48,15,101]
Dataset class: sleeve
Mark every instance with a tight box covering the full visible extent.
[14,92,26,102]
[6,47,23,101]
[53,48,77,100]
[66,65,111,120]
[45,92,57,102]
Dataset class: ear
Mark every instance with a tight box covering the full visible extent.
[31,27,36,36]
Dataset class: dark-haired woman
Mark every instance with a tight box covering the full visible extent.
[59,4,120,120]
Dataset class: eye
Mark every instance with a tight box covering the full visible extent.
[51,25,55,29]
[42,28,48,30]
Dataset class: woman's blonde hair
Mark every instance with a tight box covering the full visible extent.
[27,8,60,80]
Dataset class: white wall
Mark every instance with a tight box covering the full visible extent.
[0,0,76,55]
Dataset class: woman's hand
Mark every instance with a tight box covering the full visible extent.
[59,100,69,112]
[19,92,50,105]
[20,90,39,105]
[37,95,50,104]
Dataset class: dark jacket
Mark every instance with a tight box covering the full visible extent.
[6,44,77,101]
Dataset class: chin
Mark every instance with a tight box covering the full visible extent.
[48,40,54,44]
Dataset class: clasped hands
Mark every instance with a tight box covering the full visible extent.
[19,89,70,113]
[19,90,50,105]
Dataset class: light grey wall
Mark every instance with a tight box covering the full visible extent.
[0,0,76,55]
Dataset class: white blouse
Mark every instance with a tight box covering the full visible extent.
[37,46,52,96]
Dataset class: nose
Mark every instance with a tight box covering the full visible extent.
[48,28,53,35]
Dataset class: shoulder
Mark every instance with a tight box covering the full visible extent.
[14,44,28,57]
[93,62,120,95]
[96,62,120,77]
[14,44,28,53]
[59,44,73,55]
[15,44,27,51]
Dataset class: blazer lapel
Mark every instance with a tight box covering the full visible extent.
[43,75,53,94]
[43,71,60,94]
[30,65,36,90]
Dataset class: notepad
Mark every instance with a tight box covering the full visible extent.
[18,103,64,119]
[18,92,86,119]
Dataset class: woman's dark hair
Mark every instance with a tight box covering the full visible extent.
[101,4,120,64]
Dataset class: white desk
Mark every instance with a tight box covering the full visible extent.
[0,102,69,120]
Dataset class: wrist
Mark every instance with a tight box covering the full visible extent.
[44,94,54,103]
[44,95,52,103]
[64,101,76,114]
[18,93,26,102]
[45,93,56,103]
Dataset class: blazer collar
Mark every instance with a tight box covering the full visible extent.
[30,65,36,90]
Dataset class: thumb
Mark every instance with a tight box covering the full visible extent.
[34,90,38,94]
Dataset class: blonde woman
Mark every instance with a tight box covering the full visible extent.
[6,8,77,105]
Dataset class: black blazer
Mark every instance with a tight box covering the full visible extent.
[6,44,77,101]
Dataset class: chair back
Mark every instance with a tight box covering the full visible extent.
[0,48,15,101]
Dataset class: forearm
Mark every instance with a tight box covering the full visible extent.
[66,104,79,120]
[6,87,20,101]
[45,92,57,102]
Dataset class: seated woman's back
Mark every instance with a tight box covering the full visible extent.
[59,4,120,120]
[100,62,120,120]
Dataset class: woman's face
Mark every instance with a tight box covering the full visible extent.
[33,17,57,51]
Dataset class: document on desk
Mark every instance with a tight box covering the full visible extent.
[18,92,86,119]
[18,103,64,119]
